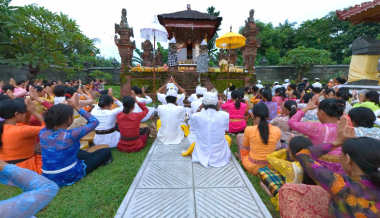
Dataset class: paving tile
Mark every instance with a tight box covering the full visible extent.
[193,161,245,188]
[150,143,191,161]
[137,160,193,188]
[123,189,195,218]
[195,188,266,218]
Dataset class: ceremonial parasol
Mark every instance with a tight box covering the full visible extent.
[216,27,246,70]
[140,16,168,95]
[216,33,246,49]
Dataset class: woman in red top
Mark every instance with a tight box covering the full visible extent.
[117,96,150,152]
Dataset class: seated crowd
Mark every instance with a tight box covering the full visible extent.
[1,76,380,218]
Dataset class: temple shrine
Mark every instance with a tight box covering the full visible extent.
[157,4,222,64]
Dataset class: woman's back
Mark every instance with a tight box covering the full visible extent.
[244,124,281,160]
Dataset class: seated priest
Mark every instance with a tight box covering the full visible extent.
[189,92,231,167]
[157,89,186,144]
[156,77,186,106]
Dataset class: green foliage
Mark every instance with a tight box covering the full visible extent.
[343,56,352,65]
[0,1,99,76]
[265,46,281,65]
[207,6,221,66]
[280,46,334,80]
[157,42,168,64]
[89,70,113,82]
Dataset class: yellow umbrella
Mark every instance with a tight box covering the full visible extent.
[216,31,246,50]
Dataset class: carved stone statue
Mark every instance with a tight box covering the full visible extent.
[141,40,153,67]
[155,49,163,66]
[229,49,237,65]
[242,9,260,73]
[120,9,129,28]
[115,8,135,97]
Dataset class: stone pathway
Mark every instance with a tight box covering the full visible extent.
[115,139,272,218]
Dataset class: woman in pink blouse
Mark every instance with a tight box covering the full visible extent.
[288,98,346,173]
[221,90,248,134]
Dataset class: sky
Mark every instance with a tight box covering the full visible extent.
[11,0,369,60]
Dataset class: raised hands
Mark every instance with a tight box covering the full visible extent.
[333,116,355,146]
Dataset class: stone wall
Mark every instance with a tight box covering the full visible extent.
[0,64,349,85]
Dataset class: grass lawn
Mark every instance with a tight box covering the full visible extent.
[0,85,279,217]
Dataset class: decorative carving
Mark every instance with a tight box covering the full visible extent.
[155,49,163,66]
[115,8,135,96]
[242,9,260,73]
[141,40,153,67]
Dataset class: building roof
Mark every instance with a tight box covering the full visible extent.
[336,0,380,24]
[158,10,222,22]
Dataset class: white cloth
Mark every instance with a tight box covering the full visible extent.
[256,84,264,89]
[312,82,322,89]
[189,109,231,168]
[91,100,123,148]
[133,96,155,122]
[191,98,203,114]
[202,91,218,106]
[223,89,232,100]
[344,102,353,114]
[272,85,282,95]
[188,93,197,103]
[54,96,66,105]
[157,93,185,106]
[282,83,290,89]
[157,103,186,144]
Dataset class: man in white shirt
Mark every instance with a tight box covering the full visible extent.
[256,80,264,89]
[282,79,290,89]
[190,86,206,114]
[156,77,186,106]
[223,84,235,101]
[312,78,322,90]
[131,86,155,122]
[189,92,231,167]
[188,85,203,103]
[157,89,186,144]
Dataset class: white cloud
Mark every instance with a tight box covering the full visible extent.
[10,0,368,60]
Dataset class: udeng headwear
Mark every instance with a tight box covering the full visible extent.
[166,89,178,98]
[196,86,206,95]
[202,92,218,106]
[166,83,178,92]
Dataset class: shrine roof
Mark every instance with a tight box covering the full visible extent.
[336,0,380,24]
[158,9,222,23]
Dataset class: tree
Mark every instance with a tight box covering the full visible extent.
[88,70,113,83]
[0,1,98,78]
[207,6,221,66]
[280,46,334,81]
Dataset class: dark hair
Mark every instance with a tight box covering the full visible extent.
[348,107,376,128]
[301,92,314,103]
[324,88,336,97]
[99,90,109,95]
[336,87,352,101]
[343,137,380,186]
[318,98,345,118]
[284,100,298,118]
[261,88,272,102]
[288,84,297,91]
[311,87,322,94]
[231,90,244,109]
[165,96,177,104]
[365,91,379,106]
[34,85,43,92]
[16,80,25,86]
[252,86,259,93]
[335,77,347,85]
[131,86,142,95]
[2,84,14,93]
[43,104,74,130]
[64,86,77,99]
[275,87,286,99]
[289,136,312,157]
[53,85,66,97]
[252,103,269,144]
[204,104,218,110]
[98,94,114,108]
[122,96,136,114]
[229,85,236,91]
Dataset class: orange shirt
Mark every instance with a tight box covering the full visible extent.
[0,123,44,161]
[243,124,281,161]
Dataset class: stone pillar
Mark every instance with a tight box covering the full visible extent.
[242,9,260,82]
[115,8,136,97]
